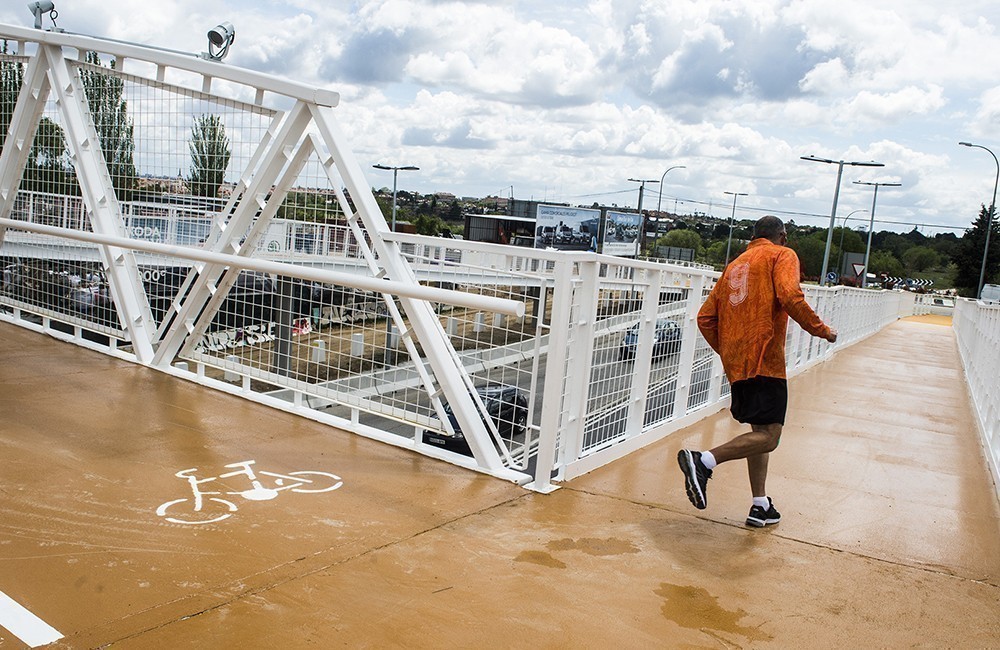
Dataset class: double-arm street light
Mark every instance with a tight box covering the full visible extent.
[372,163,420,231]
[958,141,999,299]
[628,177,659,257]
[801,155,884,285]
[723,191,748,265]
[854,180,901,288]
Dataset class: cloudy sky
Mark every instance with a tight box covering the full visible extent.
[5,0,1000,235]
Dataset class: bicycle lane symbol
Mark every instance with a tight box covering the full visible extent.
[155,460,343,525]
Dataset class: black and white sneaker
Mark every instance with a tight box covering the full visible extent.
[677,449,712,510]
[746,498,781,527]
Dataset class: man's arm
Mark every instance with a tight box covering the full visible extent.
[774,250,837,342]
[697,289,721,352]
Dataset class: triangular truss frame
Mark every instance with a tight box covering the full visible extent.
[0,23,526,481]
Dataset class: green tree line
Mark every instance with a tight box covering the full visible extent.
[652,209,998,296]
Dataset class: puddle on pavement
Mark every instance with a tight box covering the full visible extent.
[514,550,567,569]
[655,583,771,642]
[546,537,640,556]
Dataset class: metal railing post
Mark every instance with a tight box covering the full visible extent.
[671,274,705,419]
[560,257,600,468]
[529,259,576,492]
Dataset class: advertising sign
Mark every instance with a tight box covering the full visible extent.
[534,204,601,251]
[604,210,641,257]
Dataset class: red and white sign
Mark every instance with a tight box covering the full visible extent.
[852,263,866,277]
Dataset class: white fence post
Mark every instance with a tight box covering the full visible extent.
[671,274,706,419]
[530,259,576,492]
[559,257,600,468]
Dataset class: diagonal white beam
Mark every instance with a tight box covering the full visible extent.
[308,104,507,472]
[42,44,157,362]
[152,101,314,366]
[0,51,49,249]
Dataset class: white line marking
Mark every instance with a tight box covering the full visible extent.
[0,591,63,647]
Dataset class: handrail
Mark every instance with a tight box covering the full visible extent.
[0,22,339,107]
[0,217,525,317]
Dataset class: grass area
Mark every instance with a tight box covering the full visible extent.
[909,263,957,290]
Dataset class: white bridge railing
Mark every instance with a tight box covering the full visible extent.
[0,21,908,491]
[953,299,1000,497]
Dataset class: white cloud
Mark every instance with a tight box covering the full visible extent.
[842,85,947,124]
[969,86,1000,137]
[2,0,1000,232]
[799,58,849,95]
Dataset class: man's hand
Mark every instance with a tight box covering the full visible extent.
[825,327,838,343]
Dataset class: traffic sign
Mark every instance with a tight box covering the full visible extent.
[826,272,838,282]
[852,263,865,277]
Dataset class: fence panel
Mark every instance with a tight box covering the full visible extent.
[953,299,1000,497]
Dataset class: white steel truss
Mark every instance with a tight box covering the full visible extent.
[0,22,910,491]
[0,21,520,481]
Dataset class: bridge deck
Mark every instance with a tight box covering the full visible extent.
[0,316,997,647]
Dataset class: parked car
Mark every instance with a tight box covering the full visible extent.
[619,318,683,360]
[422,384,529,456]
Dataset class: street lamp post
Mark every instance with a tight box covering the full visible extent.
[628,177,659,257]
[853,181,901,288]
[837,208,867,279]
[654,165,686,245]
[655,165,687,214]
[722,191,748,266]
[800,155,884,285]
[372,163,419,231]
[958,141,1000,299]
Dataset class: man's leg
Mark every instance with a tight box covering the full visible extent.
[747,450,769,498]
[678,422,782,511]
[710,423,782,465]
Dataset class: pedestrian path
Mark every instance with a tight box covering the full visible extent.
[0,317,997,648]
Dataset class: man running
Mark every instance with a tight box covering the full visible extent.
[678,215,837,527]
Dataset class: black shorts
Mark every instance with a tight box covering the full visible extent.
[730,376,787,425]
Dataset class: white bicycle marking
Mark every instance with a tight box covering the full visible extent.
[156,460,343,525]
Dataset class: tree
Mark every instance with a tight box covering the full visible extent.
[703,239,745,266]
[662,228,701,253]
[80,51,137,201]
[1,40,24,149]
[868,250,904,276]
[951,204,1000,296]
[188,114,231,198]
[413,213,442,235]
[901,246,940,273]
[929,232,959,259]
[277,190,341,222]
[789,236,826,278]
[23,117,78,196]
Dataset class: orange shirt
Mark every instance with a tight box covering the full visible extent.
[697,238,832,382]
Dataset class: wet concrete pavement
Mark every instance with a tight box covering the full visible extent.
[0,316,998,648]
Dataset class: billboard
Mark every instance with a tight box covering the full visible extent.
[535,204,601,251]
[604,210,641,257]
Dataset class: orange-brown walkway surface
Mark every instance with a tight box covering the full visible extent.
[1,317,998,648]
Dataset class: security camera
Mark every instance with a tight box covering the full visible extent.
[27,0,55,29]
[208,22,235,47]
[204,22,235,61]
